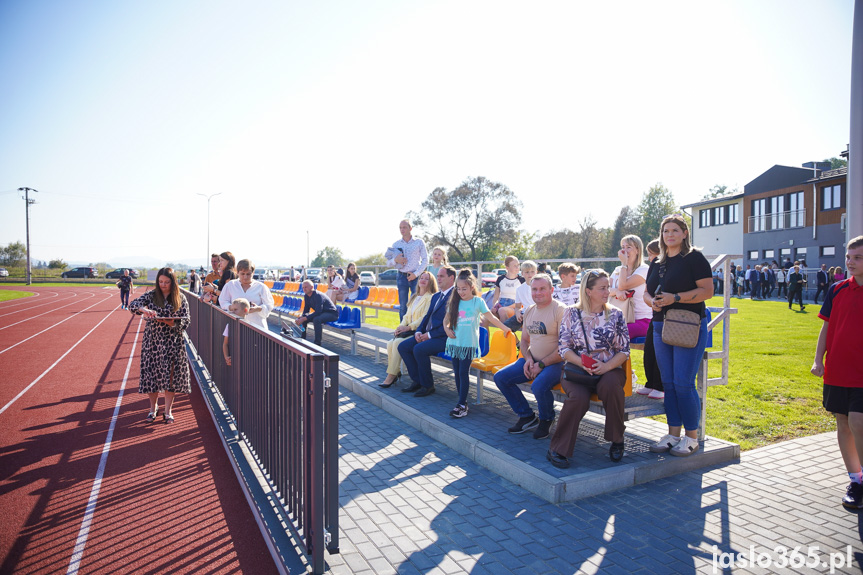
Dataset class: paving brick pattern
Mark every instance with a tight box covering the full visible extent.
[269,321,862,574]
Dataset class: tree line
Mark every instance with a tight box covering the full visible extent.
[311,176,695,268]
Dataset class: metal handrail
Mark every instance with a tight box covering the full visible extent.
[184,290,338,574]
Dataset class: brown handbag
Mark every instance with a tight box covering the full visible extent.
[661,308,701,348]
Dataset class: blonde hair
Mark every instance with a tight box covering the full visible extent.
[231,298,251,312]
[431,246,449,266]
[575,269,614,320]
[407,271,439,308]
[620,235,645,269]
[520,260,538,273]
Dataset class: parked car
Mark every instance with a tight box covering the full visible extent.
[105,268,139,279]
[377,269,399,285]
[279,270,301,281]
[0,267,8,277]
[305,268,323,283]
[550,270,561,286]
[481,272,497,288]
[359,271,376,284]
[62,267,98,279]
[253,269,278,281]
[494,268,507,276]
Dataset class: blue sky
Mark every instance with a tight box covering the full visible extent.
[0,0,854,268]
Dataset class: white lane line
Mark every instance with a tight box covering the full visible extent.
[0,293,95,330]
[0,295,113,355]
[0,292,77,316]
[0,303,125,415]
[0,290,56,311]
[66,317,142,575]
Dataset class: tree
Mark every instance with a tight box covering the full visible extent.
[486,230,537,262]
[610,206,641,255]
[823,157,848,170]
[636,183,679,242]
[534,229,580,260]
[701,184,738,201]
[49,258,67,269]
[311,246,344,267]
[409,176,522,262]
[0,241,26,267]
[355,253,386,266]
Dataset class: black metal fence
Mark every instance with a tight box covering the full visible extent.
[184,290,339,574]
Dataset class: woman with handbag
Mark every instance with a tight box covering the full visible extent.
[547,269,631,468]
[609,234,652,339]
[644,214,714,457]
[379,271,438,388]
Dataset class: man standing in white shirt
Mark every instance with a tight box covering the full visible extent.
[386,220,428,320]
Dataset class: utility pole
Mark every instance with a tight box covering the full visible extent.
[18,187,38,286]
[196,193,222,267]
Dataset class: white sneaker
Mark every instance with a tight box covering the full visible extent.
[648,389,665,400]
[649,434,680,453]
[636,386,652,396]
[670,436,700,457]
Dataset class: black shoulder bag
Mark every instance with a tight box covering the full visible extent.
[562,310,602,391]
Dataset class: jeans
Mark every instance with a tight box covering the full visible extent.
[494,358,563,422]
[302,311,339,346]
[398,336,447,389]
[652,316,709,431]
[452,357,472,405]
[120,289,130,307]
[397,272,418,321]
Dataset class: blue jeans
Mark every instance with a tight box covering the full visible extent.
[452,357,472,405]
[494,358,563,422]
[120,289,130,307]
[652,317,709,431]
[397,272,418,321]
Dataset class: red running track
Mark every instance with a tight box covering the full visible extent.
[0,286,278,574]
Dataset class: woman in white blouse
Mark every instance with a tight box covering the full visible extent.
[379,271,438,388]
[609,234,652,339]
[218,259,275,331]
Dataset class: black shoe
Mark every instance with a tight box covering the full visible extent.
[533,419,553,440]
[414,386,436,397]
[402,383,421,393]
[843,482,863,509]
[379,375,399,388]
[546,449,570,469]
[609,442,625,462]
[508,414,539,434]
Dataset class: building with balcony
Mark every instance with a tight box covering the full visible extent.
[742,163,847,269]
[682,193,744,258]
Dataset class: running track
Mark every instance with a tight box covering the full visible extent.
[0,286,278,574]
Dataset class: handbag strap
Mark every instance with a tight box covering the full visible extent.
[576,309,592,354]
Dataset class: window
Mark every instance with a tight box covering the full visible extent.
[788,191,804,228]
[749,250,759,260]
[822,184,844,210]
[770,195,785,230]
[713,206,725,225]
[821,246,836,257]
[795,247,807,262]
[728,204,739,223]
[764,249,775,259]
[700,209,711,228]
[751,199,766,232]
[780,248,791,257]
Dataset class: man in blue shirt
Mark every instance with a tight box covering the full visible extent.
[386,220,428,320]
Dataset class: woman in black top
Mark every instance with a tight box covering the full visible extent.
[202,251,237,306]
[643,215,714,457]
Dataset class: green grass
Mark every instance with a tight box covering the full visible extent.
[360,294,832,450]
[0,289,34,302]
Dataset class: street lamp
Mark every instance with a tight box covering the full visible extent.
[18,187,37,286]
[197,193,222,267]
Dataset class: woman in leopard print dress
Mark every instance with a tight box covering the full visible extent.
[129,267,191,424]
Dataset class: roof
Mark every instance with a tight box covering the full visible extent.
[805,166,847,182]
[681,192,745,210]
[744,165,813,196]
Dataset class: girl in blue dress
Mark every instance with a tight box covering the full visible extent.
[444,269,511,418]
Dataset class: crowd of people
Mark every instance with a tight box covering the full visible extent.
[379,215,715,469]
[122,214,863,505]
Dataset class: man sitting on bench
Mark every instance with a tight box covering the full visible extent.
[398,265,456,397]
[494,273,567,440]
[296,280,339,346]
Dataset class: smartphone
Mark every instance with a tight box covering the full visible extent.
[581,353,598,369]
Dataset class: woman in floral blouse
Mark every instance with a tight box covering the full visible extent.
[547,269,631,468]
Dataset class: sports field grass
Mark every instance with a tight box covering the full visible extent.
[0,289,34,302]
[362,294,831,450]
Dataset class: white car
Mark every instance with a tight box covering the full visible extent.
[0,268,8,277]
[359,271,376,284]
